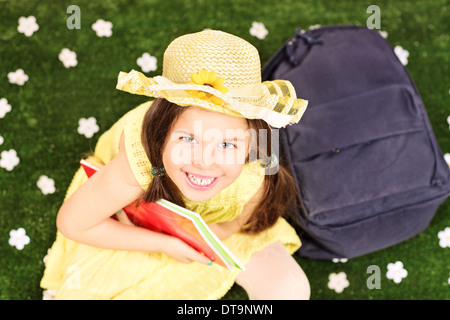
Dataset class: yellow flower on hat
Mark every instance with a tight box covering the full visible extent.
[187,69,229,105]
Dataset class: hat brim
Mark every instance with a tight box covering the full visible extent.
[116,70,308,128]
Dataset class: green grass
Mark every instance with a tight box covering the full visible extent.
[0,0,449,300]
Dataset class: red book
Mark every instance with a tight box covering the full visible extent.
[80,160,244,271]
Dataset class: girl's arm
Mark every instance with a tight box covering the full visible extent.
[56,134,211,265]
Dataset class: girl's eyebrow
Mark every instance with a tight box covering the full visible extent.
[173,128,247,142]
[225,136,246,143]
[173,129,192,135]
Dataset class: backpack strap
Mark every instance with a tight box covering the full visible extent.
[262,29,322,81]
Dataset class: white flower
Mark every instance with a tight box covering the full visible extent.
[250,22,268,40]
[437,227,450,248]
[378,30,388,38]
[58,48,78,68]
[77,117,99,138]
[447,115,450,129]
[386,261,408,283]
[137,53,157,73]
[332,258,348,263]
[327,272,349,293]
[394,45,409,66]
[37,175,56,195]
[8,69,29,86]
[17,16,39,37]
[9,228,30,250]
[0,135,3,145]
[0,149,20,171]
[42,289,57,300]
[0,98,12,118]
[43,249,51,267]
[444,153,450,167]
[308,24,321,30]
[92,19,113,37]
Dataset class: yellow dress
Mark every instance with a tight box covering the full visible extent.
[40,101,301,299]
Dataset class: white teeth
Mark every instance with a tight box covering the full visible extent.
[187,173,215,186]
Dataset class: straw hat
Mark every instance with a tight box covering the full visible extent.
[116,30,308,128]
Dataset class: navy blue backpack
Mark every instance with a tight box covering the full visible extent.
[262,25,450,259]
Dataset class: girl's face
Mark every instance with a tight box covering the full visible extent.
[162,107,249,202]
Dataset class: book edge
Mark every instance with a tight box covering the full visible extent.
[158,199,245,271]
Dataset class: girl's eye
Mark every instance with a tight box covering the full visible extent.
[220,142,237,149]
[181,136,198,144]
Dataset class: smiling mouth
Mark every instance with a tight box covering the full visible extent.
[184,171,219,189]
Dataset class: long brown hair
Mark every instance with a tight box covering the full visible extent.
[141,98,301,234]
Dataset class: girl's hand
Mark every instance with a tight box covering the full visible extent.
[115,210,135,226]
[163,236,212,265]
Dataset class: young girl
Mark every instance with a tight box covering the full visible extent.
[41,30,310,300]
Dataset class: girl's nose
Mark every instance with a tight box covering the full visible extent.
[193,144,216,167]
